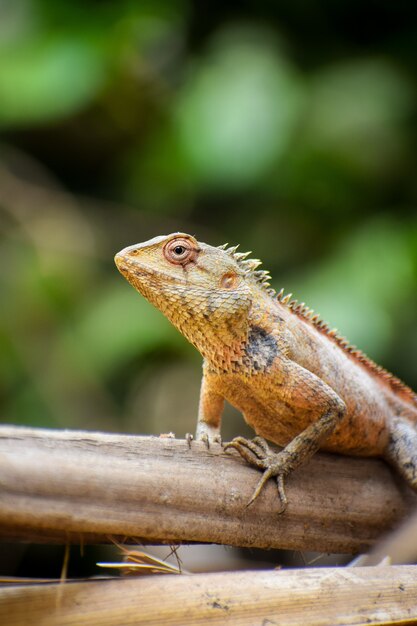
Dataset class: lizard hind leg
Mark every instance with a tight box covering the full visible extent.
[385,417,417,491]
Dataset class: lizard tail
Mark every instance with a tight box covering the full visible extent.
[385,417,417,491]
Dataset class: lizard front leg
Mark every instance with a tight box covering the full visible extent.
[225,359,346,511]
[194,369,225,447]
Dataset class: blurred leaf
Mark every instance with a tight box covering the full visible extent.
[0,0,37,49]
[288,217,414,359]
[71,281,186,375]
[0,36,106,127]
[307,58,413,173]
[273,58,414,214]
[5,382,56,427]
[175,26,303,189]
[123,124,193,213]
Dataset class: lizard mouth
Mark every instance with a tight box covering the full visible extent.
[114,255,135,278]
[114,254,182,285]
[114,253,148,275]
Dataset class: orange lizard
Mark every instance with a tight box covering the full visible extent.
[115,233,417,511]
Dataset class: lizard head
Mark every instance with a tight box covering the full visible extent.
[115,233,262,363]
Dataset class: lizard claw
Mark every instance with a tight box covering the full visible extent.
[195,423,222,448]
[246,472,287,513]
[185,433,194,448]
[199,432,223,449]
[200,433,210,449]
[224,436,289,513]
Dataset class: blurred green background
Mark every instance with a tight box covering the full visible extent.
[2,0,417,579]
[1,0,417,440]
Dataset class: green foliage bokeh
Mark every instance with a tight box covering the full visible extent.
[1,0,417,438]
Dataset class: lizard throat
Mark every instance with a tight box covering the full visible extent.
[174,310,250,372]
[120,265,253,371]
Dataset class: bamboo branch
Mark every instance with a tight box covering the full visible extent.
[0,425,415,553]
[1,566,417,626]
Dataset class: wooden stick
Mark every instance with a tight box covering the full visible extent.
[1,566,417,625]
[354,508,417,566]
[0,425,415,553]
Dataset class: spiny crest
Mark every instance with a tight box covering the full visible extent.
[218,242,417,403]
[276,288,417,405]
[218,242,275,293]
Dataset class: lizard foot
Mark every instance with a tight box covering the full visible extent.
[189,423,222,449]
[224,436,289,513]
[199,432,222,448]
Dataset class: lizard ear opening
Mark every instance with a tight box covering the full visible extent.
[220,272,240,289]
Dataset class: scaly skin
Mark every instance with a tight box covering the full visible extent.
[115,233,417,511]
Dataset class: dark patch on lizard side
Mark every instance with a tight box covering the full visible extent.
[244,325,278,372]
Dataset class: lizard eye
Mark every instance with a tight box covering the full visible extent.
[164,238,197,265]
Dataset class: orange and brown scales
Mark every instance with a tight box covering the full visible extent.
[115,233,417,501]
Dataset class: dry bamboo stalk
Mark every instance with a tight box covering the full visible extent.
[354,507,417,566]
[0,425,415,553]
[1,566,417,625]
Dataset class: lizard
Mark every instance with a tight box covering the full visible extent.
[114,232,417,512]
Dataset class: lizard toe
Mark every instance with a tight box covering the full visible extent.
[224,438,269,469]
[246,468,288,514]
[200,433,210,449]
[251,436,271,454]
[225,436,269,461]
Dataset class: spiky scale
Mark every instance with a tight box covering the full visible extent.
[242,260,263,272]
[281,294,292,305]
[294,303,305,313]
[254,270,270,279]
[234,251,252,261]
